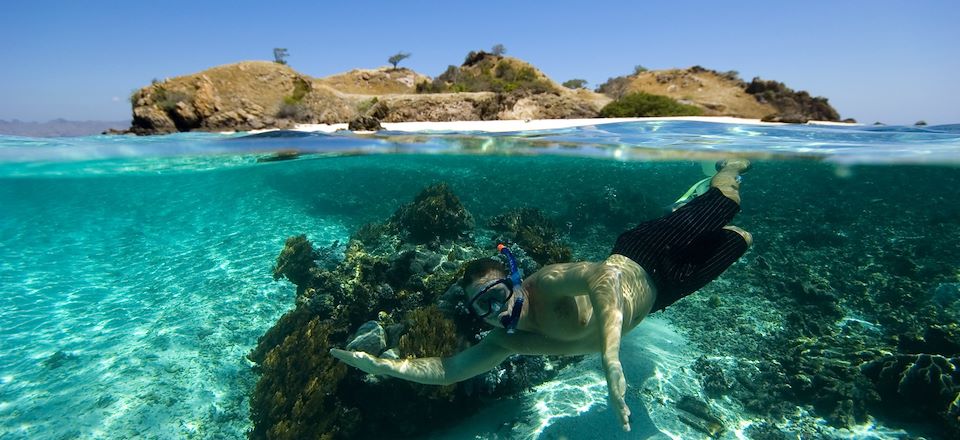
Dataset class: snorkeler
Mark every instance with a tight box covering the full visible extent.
[331,159,753,432]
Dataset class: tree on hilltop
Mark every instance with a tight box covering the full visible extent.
[491,44,507,56]
[633,65,648,75]
[273,48,289,65]
[388,52,411,70]
[562,79,588,89]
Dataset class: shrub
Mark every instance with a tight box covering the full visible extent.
[356,97,379,115]
[154,88,190,112]
[633,65,649,75]
[283,77,310,105]
[418,56,553,94]
[562,79,588,89]
[279,77,312,119]
[596,76,631,99]
[721,70,741,82]
[277,102,310,121]
[599,92,703,117]
[491,44,507,56]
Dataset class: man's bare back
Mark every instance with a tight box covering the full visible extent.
[331,159,752,432]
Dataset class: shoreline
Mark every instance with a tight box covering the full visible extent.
[284,116,857,134]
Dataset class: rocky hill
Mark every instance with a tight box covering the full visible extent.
[126,59,605,135]
[128,62,353,134]
[125,57,842,135]
[626,67,776,118]
[598,66,842,122]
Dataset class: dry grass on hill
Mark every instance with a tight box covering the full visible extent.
[627,68,776,118]
[318,67,431,95]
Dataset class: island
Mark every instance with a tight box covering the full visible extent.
[123,50,846,135]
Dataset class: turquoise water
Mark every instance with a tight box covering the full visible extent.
[1,121,959,439]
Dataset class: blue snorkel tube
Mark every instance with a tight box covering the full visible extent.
[497,244,524,334]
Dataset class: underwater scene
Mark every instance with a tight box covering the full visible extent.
[1,121,959,439]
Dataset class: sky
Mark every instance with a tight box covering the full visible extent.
[1,0,958,125]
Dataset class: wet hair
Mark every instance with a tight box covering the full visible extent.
[458,258,507,289]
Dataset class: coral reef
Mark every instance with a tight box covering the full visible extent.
[391,183,474,242]
[249,317,353,440]
[488,207,572,266]
[663,163,960,437]
[253,162,960,438]
[250,183,574,439]
[272,234,318,291]
[398,306,458,359]
[861,353,960,433]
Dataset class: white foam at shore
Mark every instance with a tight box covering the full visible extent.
[287,117,856,134]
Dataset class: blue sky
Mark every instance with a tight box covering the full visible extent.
[1,0,958,124]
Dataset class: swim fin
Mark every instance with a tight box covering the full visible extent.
[670,176,713,211]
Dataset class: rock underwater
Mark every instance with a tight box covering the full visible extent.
[248,183,573,439]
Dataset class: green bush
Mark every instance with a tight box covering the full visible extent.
[277,102,311,121]
[599,92,703,117]
[417,54,554,94]
[154,88,190,112]
[357,97,379,115]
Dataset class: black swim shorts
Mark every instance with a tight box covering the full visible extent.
[611,186,748,312]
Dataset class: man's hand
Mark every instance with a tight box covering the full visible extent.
[605,360,631,432]
[330,348,386,375]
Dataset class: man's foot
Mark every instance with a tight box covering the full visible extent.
[716,159,751,174]
[711,159,750,205]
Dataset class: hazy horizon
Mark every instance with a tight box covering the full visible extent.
[2,0,958,125]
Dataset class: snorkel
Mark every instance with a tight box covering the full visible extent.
[496,244,524,334]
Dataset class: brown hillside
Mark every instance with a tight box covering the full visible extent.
[129,61,355,134]
[127,59,605,134]
[125,57,839,134]
[319,67,431,95]
[626,67,776,118]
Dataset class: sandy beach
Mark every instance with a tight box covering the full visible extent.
[288,116,856,134]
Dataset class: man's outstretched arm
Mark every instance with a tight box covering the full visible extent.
[589,263,631,432]
[330,332,513,386]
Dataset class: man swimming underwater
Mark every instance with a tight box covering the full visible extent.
[331,159,752,432]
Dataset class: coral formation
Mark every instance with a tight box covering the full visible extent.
[391,183,474,242]
[253,162,960,438]
[249,183,574,439]
[662,163,960,437]
[249,317,352,440]
[488,207,572,265]
[272,234,318,291]
[861,353,960,433]
[398,306,458,359]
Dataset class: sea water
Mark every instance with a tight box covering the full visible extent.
[1,121,958,439]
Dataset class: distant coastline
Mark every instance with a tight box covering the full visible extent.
[0,119,129,137]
